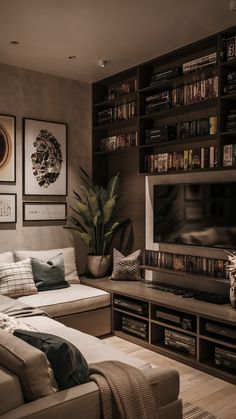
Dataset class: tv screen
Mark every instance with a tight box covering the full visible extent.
[153,183,236,250]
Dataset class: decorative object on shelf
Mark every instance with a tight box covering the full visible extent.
[65,168,129,277]
[23,118,67,196]
[226,251,236,308]
[0,114,16,183]
[110,248,142,281]
[0,193,16,223]
[23,202,67,222]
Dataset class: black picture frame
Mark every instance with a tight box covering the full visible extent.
[0,193,17,223]
[23,118,68,196]
[23,202,67,222]
[0,114,16,183]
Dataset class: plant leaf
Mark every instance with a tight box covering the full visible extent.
[106,173,119,200]
[103,196,116,224]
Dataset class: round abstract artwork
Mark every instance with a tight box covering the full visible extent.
[31,129,63,188]
[0,124,10,169]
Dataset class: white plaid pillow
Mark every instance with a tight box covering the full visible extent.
[0,258,37,298]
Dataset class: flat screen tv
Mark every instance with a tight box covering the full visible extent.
[153,182,236,250]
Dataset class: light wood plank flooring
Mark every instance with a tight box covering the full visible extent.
[103,336,236,419]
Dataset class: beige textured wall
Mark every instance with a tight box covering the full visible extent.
[0,63,91,273]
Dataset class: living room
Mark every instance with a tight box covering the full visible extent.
[1,1,236,418]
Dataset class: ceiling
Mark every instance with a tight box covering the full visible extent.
[0,0,236,83]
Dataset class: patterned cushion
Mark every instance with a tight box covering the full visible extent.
[110,249,142,281]
[0,259,37,298]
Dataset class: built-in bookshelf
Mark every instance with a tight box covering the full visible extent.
[92,25,236,179]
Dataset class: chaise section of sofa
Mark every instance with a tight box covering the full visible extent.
[0,311,182,419]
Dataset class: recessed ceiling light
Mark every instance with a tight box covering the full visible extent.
[68,55,76,60]
[10,41,19,45]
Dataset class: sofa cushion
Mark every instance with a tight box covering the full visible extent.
[0,259,37,298]
[31,253,70,291]
[110,249,142,281]
[18,284,110,317]
[0,251,14,264]
[0,329,58,402]
[14,330,89,390]
[0,366,24,415]
[15,247,80,284]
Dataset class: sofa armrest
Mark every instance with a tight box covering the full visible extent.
[0,382,101,419]
[0,367,181,419]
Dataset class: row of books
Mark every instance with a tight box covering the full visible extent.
[223,144,236,167]
[100,132,137,152]
[223,71,236,94]
[145,250,229,279]
[172,76,218,107]
[150,53,216,87]
[225,109,236,132]
[145,77,218,114]
[97,101,136,125]
[221,36,236,62]
[176,116,217,139]
[143,146,217,173]
[106,79,137,100]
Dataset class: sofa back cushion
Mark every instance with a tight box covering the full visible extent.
[0,251,14,264]
[31,253,70,291]
[0,329,58,402]
[14,330,89,390]
[15,247,80,284]
[0,259,37,298]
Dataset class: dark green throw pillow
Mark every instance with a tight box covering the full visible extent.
[14,330,89,390]
[31,253,69,291]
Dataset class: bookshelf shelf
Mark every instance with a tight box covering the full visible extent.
[139,134,217,149]
[93,91,137,108]
[93,146,138,156]
[93,118,137,131]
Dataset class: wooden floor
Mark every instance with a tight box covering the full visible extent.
[103,336,236,419]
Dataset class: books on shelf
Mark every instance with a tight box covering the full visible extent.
[176,116,217,139]
[225,109,236,132]
[106,79,137,100]
[150,66,181,86]
[221,36,236,62]
[145,76,218,115]
[97,101,136,125]
[223,144,236,167]
[223,71,236,94]
[144,126,176,144]
[143,146,217,173]
[183,52,217,74]
[145,250,229,279]
[100,132,137,152]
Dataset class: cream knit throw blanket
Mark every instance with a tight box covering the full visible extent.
[89,361,159,419]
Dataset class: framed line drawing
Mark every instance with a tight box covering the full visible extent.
[0,114,16,183]
[23,202,67,222]
[23,118,67,196]
[0,193,17,223]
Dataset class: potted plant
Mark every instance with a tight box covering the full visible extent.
[66,168,126,277]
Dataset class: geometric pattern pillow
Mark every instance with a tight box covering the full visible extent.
[0,258,37,298]
[110,249,142,281]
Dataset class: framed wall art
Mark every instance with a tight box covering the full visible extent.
[0,114,16,183]
[23,118,67,196]
[0,193,17,223]
[23,202,67,222]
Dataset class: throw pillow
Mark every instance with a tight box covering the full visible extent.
[0,329,58,402]
[31,253,69,291]
[0,258,37,298]
[110,249,142,281]
[0,312,37,334]
[15,247,80,284]
[14,330,89,390]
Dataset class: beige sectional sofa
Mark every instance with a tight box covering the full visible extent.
[0,248,183,418]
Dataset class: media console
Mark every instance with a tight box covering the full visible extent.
[81,277,236,384]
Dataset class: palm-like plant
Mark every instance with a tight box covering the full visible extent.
[66,168,125,255]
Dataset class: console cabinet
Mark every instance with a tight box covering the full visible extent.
[82,278,236,384]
